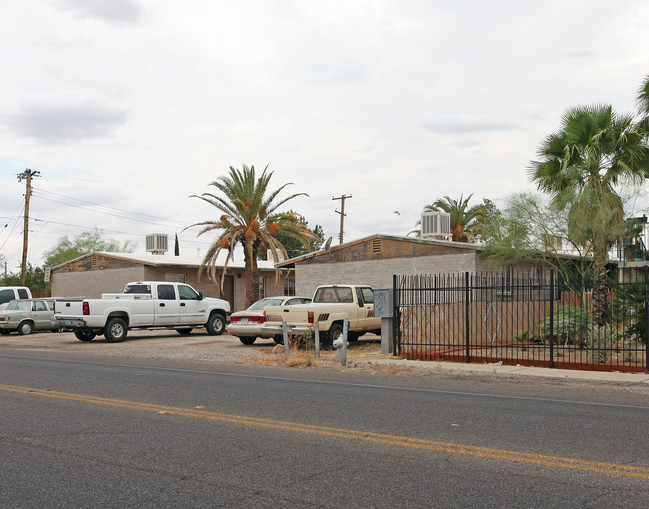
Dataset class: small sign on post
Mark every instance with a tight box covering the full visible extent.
[374,289,393,354]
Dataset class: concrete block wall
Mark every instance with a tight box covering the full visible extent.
[51,267,145,298]
[295,253,477,297]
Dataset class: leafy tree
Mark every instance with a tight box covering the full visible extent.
[481,192,596,288]
[0,263,49,295]
[416,194,486,242]
[529,103,649,325]
[189,164,319,308]
[259,214,324,260]
[42,229,136,268]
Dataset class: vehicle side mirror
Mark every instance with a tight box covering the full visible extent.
[198,292,204,300]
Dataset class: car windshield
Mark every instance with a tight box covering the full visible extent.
[248,298,285,310]
[5,300,28,311]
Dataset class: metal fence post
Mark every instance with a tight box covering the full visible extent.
[549,269,554,369]
[643,265,649,373]
[392,274,398,357]
[314,320,320,358]
[465,271,471,363]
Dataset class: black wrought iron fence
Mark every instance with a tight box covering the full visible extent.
[393,269,649,373]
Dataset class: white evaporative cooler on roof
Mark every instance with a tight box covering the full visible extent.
[146,233,169,255]
[420,211,451,240]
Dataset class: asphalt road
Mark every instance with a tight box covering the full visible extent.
[1,332,649,508]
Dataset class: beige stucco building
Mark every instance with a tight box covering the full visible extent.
[50,249,292,312]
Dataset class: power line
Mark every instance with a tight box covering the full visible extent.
[35,189,192,227]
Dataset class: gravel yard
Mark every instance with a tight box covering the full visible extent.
[0,329,387,368]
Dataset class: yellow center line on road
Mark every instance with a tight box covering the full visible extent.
[3,383,649,480]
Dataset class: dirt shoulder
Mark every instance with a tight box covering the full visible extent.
[2,329,648,390]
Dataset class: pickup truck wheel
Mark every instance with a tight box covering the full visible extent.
[206,312,226,335]
[177,328,193,335]
[104,318,128,343]
[18,321,34,335]
[75,330,96,342]
[273,334,284,345]
[324,323,343,348]
[239,336,256,345]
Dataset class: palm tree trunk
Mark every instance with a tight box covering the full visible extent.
[243,240,260,308]
[591,252,609,327]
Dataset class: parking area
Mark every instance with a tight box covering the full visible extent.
[0,329,383,365]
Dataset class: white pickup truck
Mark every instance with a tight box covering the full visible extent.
[263,284,380,346]
[53,281,231,343]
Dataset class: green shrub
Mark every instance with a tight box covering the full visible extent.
[540,305,590,346]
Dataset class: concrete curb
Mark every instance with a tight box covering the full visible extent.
[360,355,649,384]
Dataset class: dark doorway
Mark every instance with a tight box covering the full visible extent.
[222,275,234,311]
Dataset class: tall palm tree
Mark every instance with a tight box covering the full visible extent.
[529,104,648,325]
[189,164,319,308]
[422,194,486,242]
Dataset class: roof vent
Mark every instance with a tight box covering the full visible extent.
[420,211,451,240]
[146,233,169,255]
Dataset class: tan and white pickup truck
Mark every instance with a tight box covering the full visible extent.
[262,284,380,346]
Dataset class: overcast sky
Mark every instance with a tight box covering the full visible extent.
[1,0,648,271]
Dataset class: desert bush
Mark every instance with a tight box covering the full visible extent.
[540,305,590,346]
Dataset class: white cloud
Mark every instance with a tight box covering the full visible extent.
[56,0,145,24]
[0,0,648,270]
[2,95,129,143]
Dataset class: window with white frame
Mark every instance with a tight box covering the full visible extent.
[284,277,296,296]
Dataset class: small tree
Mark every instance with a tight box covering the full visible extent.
[43,229,136,268]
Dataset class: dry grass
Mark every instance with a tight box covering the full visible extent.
[248,339,387,369]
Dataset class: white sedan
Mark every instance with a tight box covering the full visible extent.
[227,296,311,345]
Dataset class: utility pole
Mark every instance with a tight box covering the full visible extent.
[17,169,40,285]
[332,194,352,244]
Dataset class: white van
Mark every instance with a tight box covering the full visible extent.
[0,286,33,310]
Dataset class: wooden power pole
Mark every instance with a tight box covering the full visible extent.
[17,169,40,285]
[332,194,352,244]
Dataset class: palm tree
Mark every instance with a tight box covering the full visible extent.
[529,104,648,325]
[189,164,319,308]
[421,194,486,242]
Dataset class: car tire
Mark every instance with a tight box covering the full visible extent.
[239,336,256,345]
[18,321,34,335]
[206,312,226,335]
[75,330,96,342]
[324,323,343,348]
[273,334,284,345]
[104,317,128,343]
[177,328,193,335]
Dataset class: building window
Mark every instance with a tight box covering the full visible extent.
[259,277,266,299]
[284,277,296,296]
[165,274,186,283]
